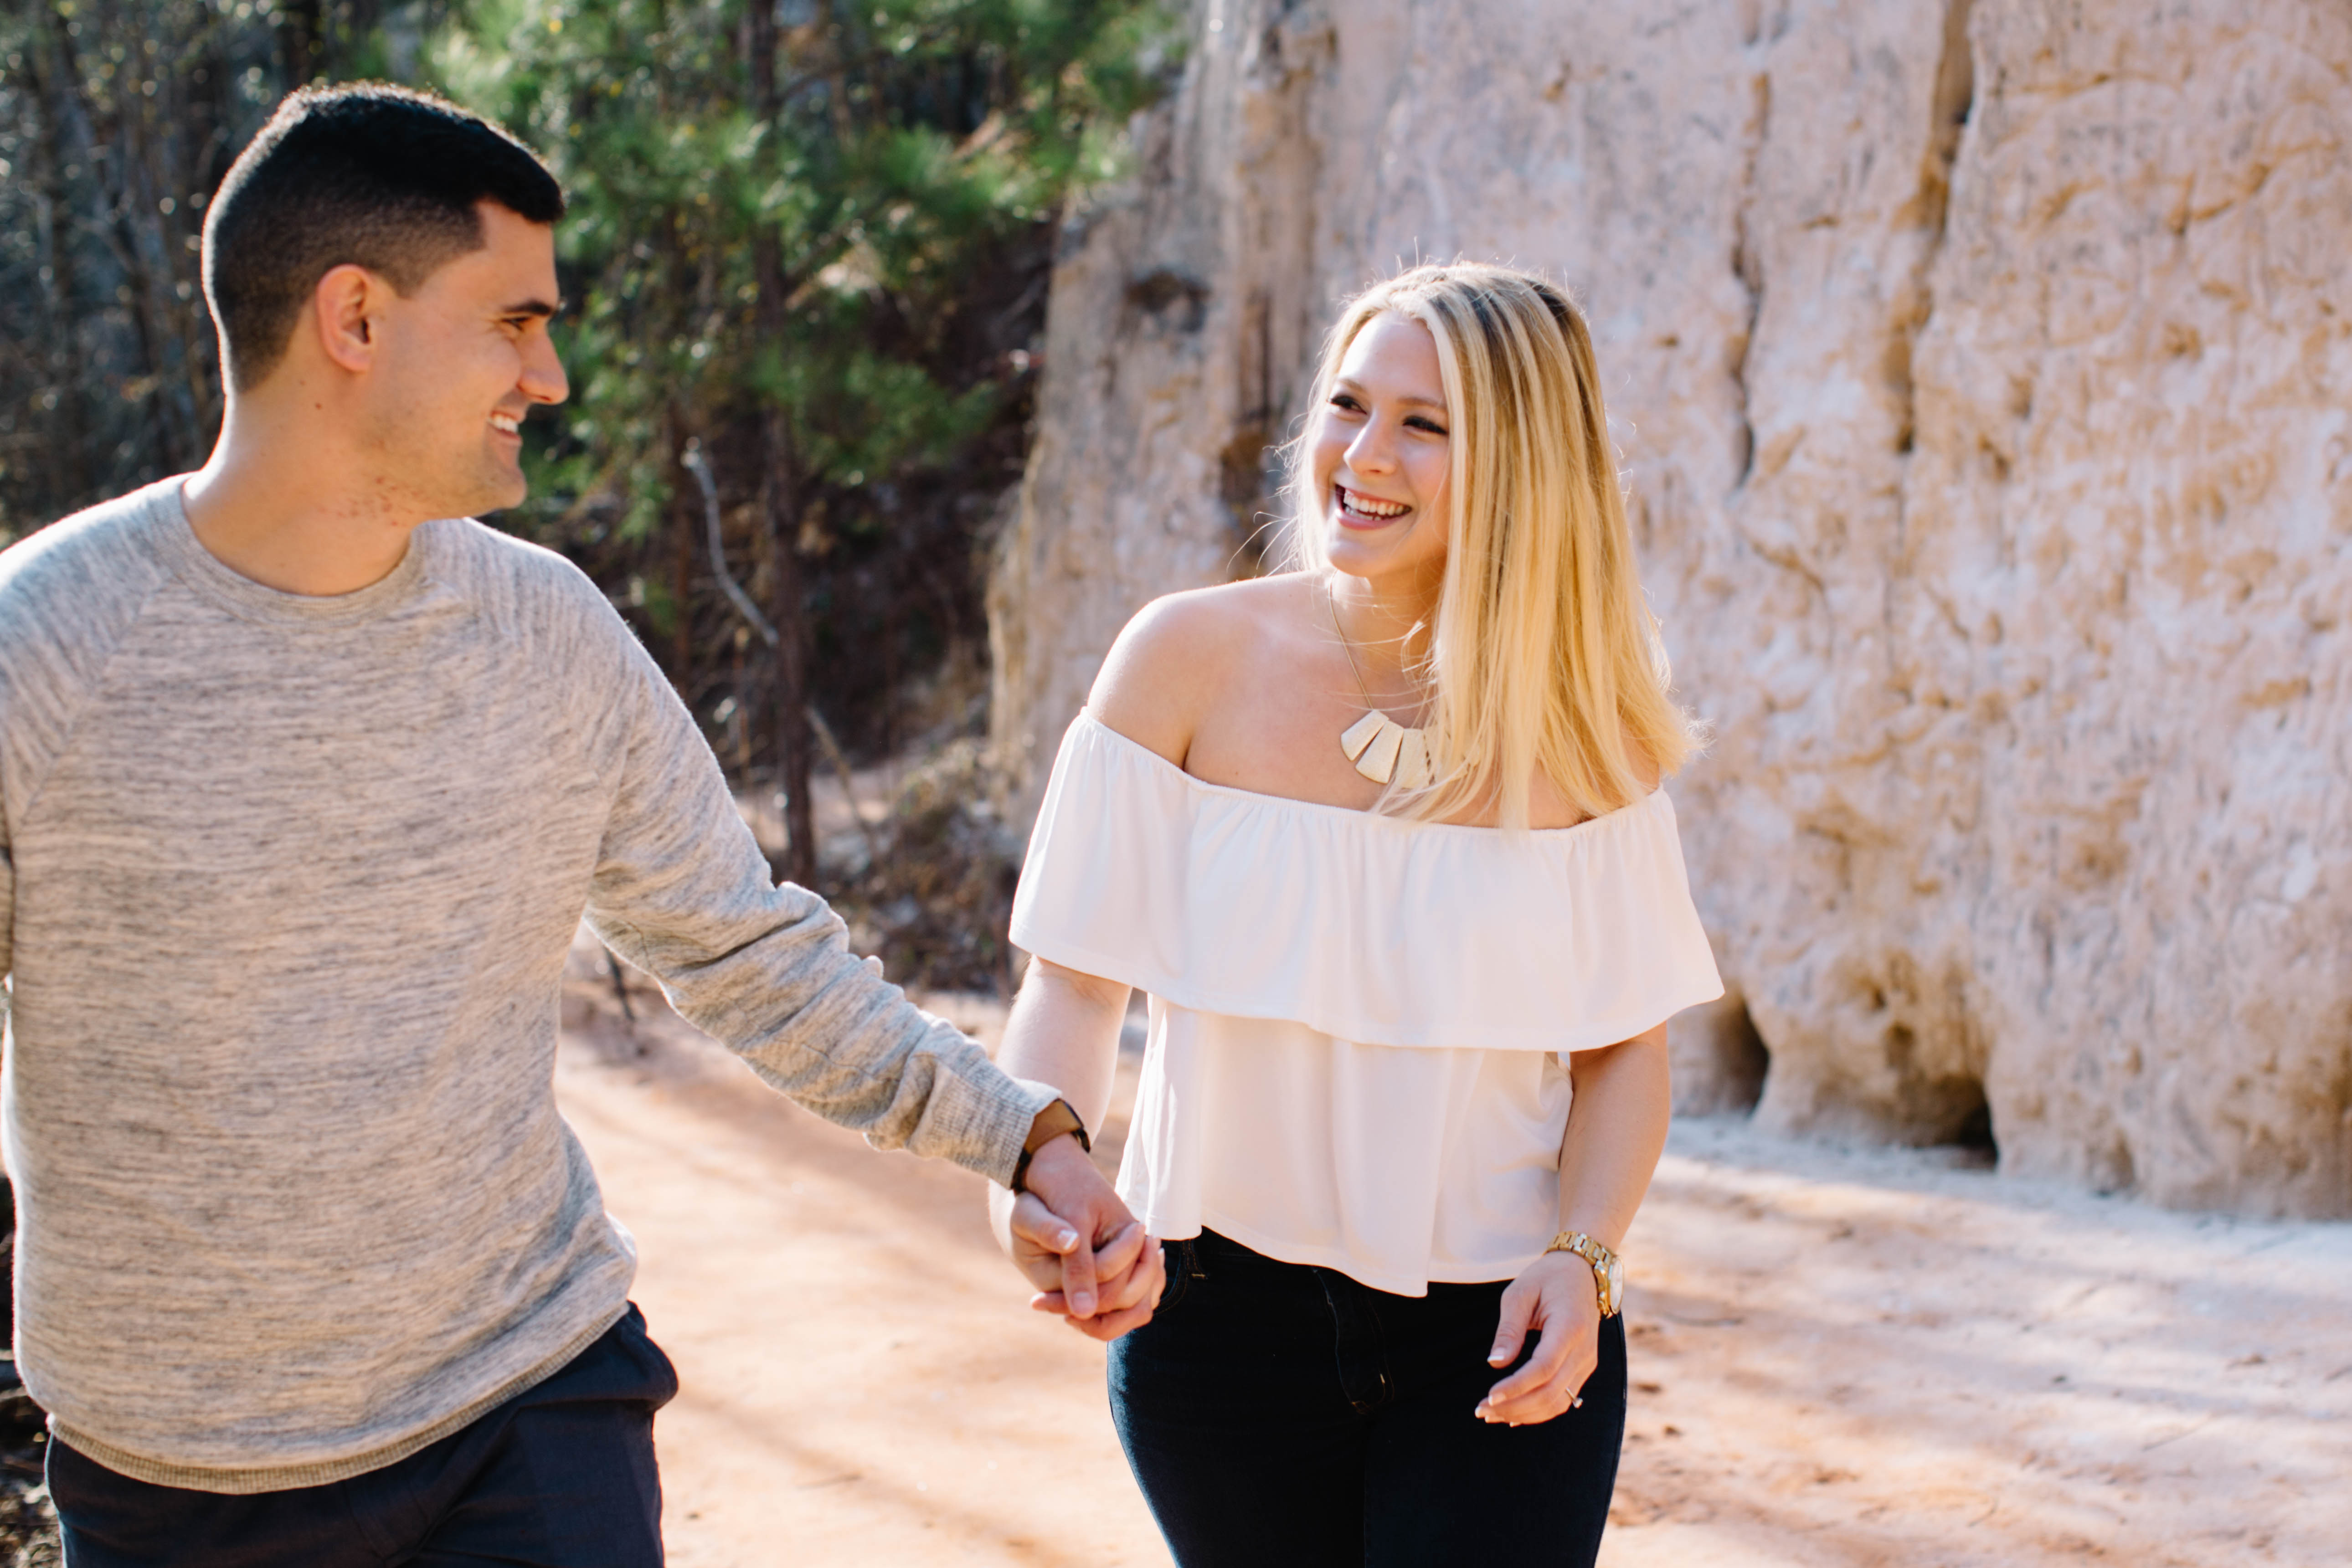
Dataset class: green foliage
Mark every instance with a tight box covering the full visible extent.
[2,0,1177,768]
[427,0,1182,749]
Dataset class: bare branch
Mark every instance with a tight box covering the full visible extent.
[679,437,780,650]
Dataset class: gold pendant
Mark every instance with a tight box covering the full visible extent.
[1340,710,1434,788]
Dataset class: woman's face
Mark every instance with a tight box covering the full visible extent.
[1309,310,1453,590]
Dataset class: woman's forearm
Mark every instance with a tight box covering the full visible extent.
[1555,1023,1673,1250]
[997,956,1133,1132]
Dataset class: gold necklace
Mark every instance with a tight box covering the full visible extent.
[1326,577,1435,789]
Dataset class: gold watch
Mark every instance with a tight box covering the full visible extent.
[1546,1231,1624,1317]
[1011,1098,1091,1193]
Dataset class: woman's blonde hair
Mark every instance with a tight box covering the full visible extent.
[1283,262,1698,828]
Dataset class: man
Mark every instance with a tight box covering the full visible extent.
[0,83,1157,1565]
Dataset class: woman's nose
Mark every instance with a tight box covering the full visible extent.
[1345,420,1397,475]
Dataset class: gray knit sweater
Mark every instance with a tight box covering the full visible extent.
[0,479,1050,1492]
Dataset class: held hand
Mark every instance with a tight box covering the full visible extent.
[990,1134,1164,1342]
[1477,1251,1603,1426]
[995,1190,1150,1319]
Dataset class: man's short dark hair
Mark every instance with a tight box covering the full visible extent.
[201,82,565,393]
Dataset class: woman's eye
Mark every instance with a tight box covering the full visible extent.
[1329,394,1364,413]
[1407,416,1448,436]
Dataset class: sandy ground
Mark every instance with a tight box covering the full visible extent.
[557,938,2352,1567]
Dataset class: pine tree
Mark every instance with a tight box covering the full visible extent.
[436,0,1181,884]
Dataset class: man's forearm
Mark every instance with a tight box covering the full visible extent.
[596,902,1051,1182]
[733,991,1056,1184]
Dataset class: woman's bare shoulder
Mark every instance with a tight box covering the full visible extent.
[1088,575,1315,766]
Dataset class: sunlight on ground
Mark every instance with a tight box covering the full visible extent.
[556,937,2352,1567]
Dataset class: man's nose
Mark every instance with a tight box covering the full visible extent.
[522,332,569,406]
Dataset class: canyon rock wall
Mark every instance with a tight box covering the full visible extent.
[988,0,2352,1215]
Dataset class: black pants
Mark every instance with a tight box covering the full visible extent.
[1108,1231,1627,1567]
[48,1305,678,1568]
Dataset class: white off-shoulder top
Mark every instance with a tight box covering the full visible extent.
[1009,713,1724,1296]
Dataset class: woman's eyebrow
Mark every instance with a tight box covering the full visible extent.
[1334,377,1447,411]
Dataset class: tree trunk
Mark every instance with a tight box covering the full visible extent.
[747,0,818,889]
[280,0,325,86]
[669,416,697,682]
[21,25,96,509]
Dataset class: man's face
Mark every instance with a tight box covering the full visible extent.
[360,200,568,520]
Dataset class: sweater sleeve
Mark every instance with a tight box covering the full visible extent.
[0,486,186,1012]
[580,629,1050,1185]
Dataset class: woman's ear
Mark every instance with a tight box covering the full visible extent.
[310,263,382,374]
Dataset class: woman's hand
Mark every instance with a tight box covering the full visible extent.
[1485,1025,1668,1423]
[1476,1251,1603,1425]
[988,1135,1164,1342]
[985,957,1159,1339]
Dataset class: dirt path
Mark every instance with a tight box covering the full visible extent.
[556,952,1157,1567]
[558,943,2352,1567]
[1603,1124,2351,1566]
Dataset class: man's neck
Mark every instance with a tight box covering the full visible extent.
[180,399,425,598]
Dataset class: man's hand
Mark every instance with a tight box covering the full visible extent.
[989,1134,1163,1342]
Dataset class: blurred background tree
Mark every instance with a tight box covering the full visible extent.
[440,0,1180,891]
[0,0,1179,913]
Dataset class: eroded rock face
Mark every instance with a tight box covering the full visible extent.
[989,0,2352,1215]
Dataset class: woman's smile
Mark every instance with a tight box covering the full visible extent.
[1333,482,1412,526]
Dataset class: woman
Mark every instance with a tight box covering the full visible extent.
[990,263,1722,1564]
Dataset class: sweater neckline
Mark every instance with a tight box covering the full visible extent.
[155,478,438,628]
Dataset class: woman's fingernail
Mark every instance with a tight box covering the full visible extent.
[1071,1292,1094,1314]
[1054,1228,1078,1249]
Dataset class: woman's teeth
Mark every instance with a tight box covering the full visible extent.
[1338,487,1408,519]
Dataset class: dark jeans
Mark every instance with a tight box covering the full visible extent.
[1108,1231,1627,1567]
[48,1305,678,1568]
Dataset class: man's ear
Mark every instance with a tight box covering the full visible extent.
[311,263,384,375]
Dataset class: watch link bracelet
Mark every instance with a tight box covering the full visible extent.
[1011,1098,1091,1193]
[1546,1230,1625,1317]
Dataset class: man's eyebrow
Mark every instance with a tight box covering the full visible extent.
[496,297,564,319]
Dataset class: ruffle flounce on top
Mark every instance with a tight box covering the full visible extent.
[1009,713,1724,1054]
